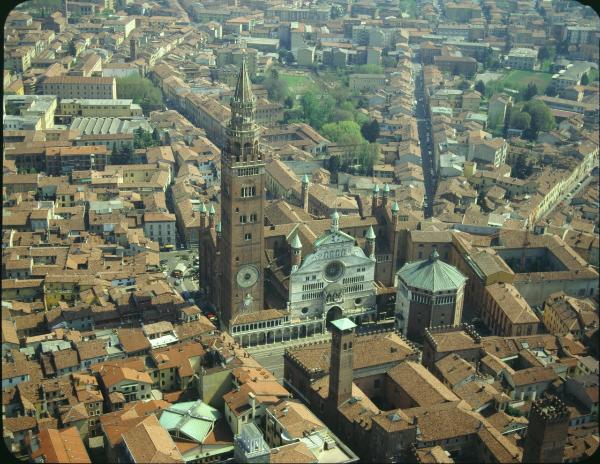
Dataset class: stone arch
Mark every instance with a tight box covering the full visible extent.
[292,326,299,339]
[243,142,252,161]
[326,306,343,330]
[234,142,241,162]
[283,327,291,341]
[250,333,258,347]
[300,325,307,338]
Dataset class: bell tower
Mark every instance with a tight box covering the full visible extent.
[219,57,266,329]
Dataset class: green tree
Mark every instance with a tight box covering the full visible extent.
[474,80,486,94]
[522,82,538,101]
[509,111,531,131]
[263,73,289,102]
[356,143,379,175]
[511,152,528,179]
[68,41,77,57]
[300,92,335,130]
[332,109,355,122]
[457,80,471,90]
[545,82,559,97]
[321,121,364,145]
[134,128,156,149]
[152,128,161,143]
[116,75,164,115]
[360,119,380,143]
[522,100,555,140]
[284,96,294,109]
[327,155,341,182]
[580,73,589,85]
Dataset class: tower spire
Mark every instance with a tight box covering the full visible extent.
[233,56,254,104]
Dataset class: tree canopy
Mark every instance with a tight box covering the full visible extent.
[361,119,380,143]
[521,100,555,139]
[262,69,289,102]
[299,92,335,130]
[474,80,486,94]
[522,82,538,101]
[509,111,531,131]
[321,120,364,145]
[580,73,589,85]
[116,75,164,115]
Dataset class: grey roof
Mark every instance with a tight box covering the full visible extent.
[330,318,357,332]
[396,250,467,293]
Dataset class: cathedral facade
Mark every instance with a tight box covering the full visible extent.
[287,214,377,327]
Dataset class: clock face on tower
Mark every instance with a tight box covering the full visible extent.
[237,265,259,288]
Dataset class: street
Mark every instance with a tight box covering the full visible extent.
[159,249,200,299]
[412,58,436,218]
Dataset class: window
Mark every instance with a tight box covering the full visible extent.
[240,215,247,224]
[241,186,256,198]
[244,233,252,241]
[250,213,257,223]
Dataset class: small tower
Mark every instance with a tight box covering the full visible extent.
[371,184,380,215]
[391,200,400,225]
[199,202,208,228]
[216,221,222,238]
[301,174,309,212]
[129,38,137,61]
[208,204,216,228]
[329,318,356,407]
[330,210,340,233]
[382,183,390,206]
[290,233,302,269]
[365,225,376,258]
[523,397,569,463]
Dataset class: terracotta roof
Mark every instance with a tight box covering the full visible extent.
[267,399,325,439]
[286,330,415,375]
[98,364,152,387]
[270,441,315,463]
[3,415,37,433]
[509,366,558,386]
[121,414,184,463]
[117,328,151,353]
[387,361,460,407]
[31,427,91,463]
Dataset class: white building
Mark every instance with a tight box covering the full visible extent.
[143,212,177,247]
[287,212,377,326]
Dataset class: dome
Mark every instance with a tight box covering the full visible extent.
[396,251,467,293]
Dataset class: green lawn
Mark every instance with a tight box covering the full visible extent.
[279,72,318,96]
[499,70,553,93]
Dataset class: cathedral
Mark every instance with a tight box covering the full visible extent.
[198,60,415,347]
